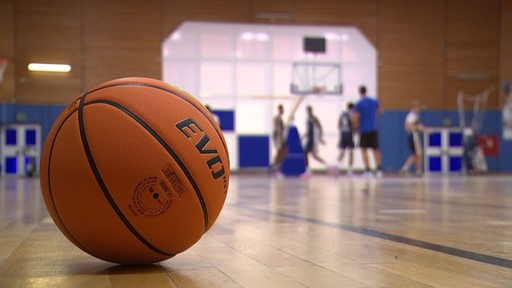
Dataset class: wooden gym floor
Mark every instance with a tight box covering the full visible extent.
[0,173,511,287]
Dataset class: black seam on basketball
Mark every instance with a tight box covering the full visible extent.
[45,104,98,256]
[86,81,229,161]
[85,99,210,231]
[77,96,175,257]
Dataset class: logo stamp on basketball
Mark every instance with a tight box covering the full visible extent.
[161,165,185,198]
[130,176,173,217]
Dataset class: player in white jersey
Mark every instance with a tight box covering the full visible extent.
[400,101,424,176]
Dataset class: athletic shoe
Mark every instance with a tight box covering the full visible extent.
[327,165,338,175]
[300,170,312,179]
[362,171,373,178]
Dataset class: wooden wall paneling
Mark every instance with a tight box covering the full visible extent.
[249,0,293,23]
[162,0,251,41]
[162,0,377,42]
[161,0,187,42]
[377,0,445,110]
[82,0,162,90]
[2,0,511,109]
[500,0,512,106]
[13,0,82,104]
[444,0,500,109]
[0,0,14,102]
[293,0,377,44]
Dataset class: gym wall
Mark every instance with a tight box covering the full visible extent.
[0,0,511,171]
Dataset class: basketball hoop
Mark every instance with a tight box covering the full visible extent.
[457,88,489,134]
[290,62,342,95]
[313,85,326,93]
[0,58,8,83]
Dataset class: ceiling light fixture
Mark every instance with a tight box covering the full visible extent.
[28,63,71,72]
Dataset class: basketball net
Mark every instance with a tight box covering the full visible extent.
[503,81,512,128]
[457,88,490,135]
[0,58,7,83]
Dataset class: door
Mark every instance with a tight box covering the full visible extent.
[424,128,463,174]
[1,124,41,176]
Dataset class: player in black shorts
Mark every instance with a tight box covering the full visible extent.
[302,105,328,176]
[400,101,424,176]
[337,103,355,175]
[271,104,287,172]
[353,85,382,177]
[359,130,379,150]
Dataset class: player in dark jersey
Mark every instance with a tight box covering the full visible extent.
[302,105,328,176]
[271,104,287,172]
[337,102,355,175]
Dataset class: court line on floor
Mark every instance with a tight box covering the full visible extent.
[231,203,512,269]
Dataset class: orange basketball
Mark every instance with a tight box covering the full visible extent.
[39,77,230,265]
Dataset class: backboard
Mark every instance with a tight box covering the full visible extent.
[290,62,342,95]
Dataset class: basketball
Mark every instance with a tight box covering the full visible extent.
[39,77,230,265]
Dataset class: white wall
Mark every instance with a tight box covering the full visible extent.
[162,21,377,171]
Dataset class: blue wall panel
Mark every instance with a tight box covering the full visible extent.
[380,110,507,172]
[212,110,235,131]
[0,103,510,172]
[238,135,269,168]
[0,103,64,144]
